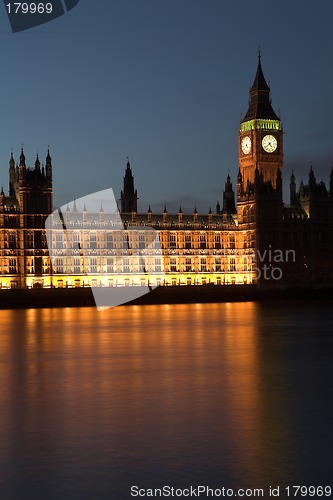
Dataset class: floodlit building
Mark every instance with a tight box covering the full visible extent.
[1,55,333,289]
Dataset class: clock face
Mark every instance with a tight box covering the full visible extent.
[241,136,251,154]
[262,135,277,153]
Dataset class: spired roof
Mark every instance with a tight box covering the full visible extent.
[241,53,279,122]
[250,53,270,92]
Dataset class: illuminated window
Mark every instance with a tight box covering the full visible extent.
[56,233,63,249]
[139,233,145,249]
[54,258,63,273]
[170,258,177,272]
[185,233,191,249]
[90,233,97,249]
[74,258,81,273]
[9,233,17,249]
[107,258,114,273]
[9,258,17,274]
[170,233,176,249]
[123,258,130,272]
[106,233,114,249]
[215,233,221,249]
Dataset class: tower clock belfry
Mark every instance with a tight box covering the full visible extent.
[238,51,283,188]
[237,52,284,285]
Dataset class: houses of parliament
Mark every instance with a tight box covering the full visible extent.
[1,55,333,289]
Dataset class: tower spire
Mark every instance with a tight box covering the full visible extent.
[242,51,279,122]
[120,159,138,213]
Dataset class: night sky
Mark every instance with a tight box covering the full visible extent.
[0,0,332,213]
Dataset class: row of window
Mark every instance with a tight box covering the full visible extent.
[51,256,251,274]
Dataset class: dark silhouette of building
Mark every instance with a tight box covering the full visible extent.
[120,159,137,213]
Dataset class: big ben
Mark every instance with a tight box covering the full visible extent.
[238,50,283,189]
[237,51,284,285]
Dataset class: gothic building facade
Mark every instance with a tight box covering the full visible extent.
[112,55,333,289]
[0,149,52,288]
[1,55,333,289]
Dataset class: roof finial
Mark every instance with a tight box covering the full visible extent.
[258,46,261,61]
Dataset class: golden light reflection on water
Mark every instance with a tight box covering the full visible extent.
[0,303,323,492]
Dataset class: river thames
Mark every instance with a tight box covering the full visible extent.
[0,301,332,498]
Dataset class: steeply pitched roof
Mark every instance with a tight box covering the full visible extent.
[241,54,279,122]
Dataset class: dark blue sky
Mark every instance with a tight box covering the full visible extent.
[0,0,332,212]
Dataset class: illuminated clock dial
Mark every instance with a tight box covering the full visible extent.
[241,136,251,154]
[262,135,277,153]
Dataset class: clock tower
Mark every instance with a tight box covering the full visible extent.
[237,52,284,285]
[238,51,283,188]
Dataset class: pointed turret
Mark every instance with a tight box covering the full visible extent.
[309,166,316,194]
[20,147,26,167]
[237,168,243,197]
[0,186,4,209]
[276,166,282,196]
[290,170,297,205]
[46,148,52,181]
[9,151,15,169]
[9,151,16,197]
[163,206,168,225]
[208,207,213,227]
[242,51,279,122]
[35,153,41,172]
[193,206,198,225]
[147,205,152,226]
[222,173,236,214]
[120,159,138,213]
[178,206,183,226]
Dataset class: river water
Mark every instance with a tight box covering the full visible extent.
[0,301,332,499]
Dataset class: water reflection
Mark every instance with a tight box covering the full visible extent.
[0,302,332,498]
